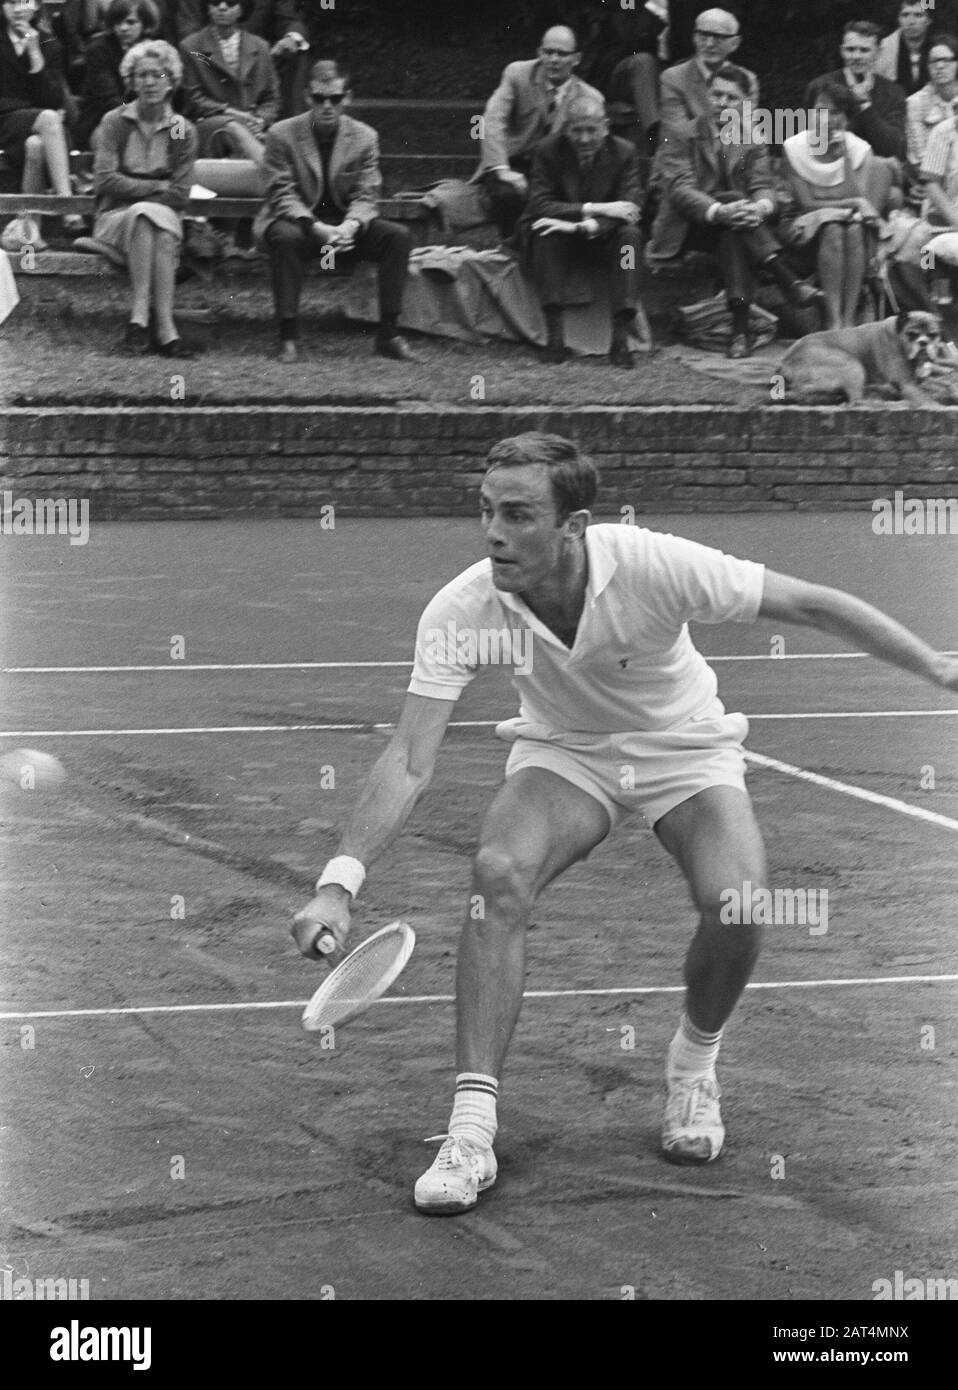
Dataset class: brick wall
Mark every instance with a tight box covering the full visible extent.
[1,406,956,518]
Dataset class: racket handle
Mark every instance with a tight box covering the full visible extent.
[315,931,337,957]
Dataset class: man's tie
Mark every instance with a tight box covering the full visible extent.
[546,86,559,130]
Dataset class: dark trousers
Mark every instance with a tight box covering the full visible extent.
[264,216,412,333]
[531,223,643,315]
[683,220,781,304]
[481,157,532,238]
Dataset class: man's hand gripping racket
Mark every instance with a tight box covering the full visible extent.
[291,885,352,966]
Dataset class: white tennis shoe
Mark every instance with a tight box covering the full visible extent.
[414,1134,497,1214]
[662,1075,725,1164]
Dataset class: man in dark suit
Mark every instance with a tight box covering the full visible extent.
[876,1,932,96]
[521,92,645,368]
[654,64,823,358]
[245,0,310,115]
[806,20,907,160]
[254,59,414,364]
[474,24,604,238]
[578,2,667,152]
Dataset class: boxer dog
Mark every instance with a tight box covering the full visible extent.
[774,311,954,405]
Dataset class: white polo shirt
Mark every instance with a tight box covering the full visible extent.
[407,523,765,733]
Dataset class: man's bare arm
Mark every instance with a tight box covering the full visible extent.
[758,570,958,688]
[291,693,456,956]
[338,692,455,862]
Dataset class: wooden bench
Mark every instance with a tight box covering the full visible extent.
[1,191,436,274]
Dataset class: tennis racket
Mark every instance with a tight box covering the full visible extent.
[301,921,416,1033]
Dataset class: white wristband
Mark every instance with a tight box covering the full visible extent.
[316,855,366,898]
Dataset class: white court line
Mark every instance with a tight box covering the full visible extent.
[744,749,958,833]
[1,711,956,737]
[4,652,956,674]
[1,974,955,1022]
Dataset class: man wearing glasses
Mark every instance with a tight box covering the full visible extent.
[254,59,415,364]
[658,7,757,144]
[474,25,603,239]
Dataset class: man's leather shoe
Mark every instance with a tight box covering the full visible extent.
[278,340,299,363]
[789,280,825,311]
[541,342,570,364]
[610,343,636,369]
[376,334,416,360]
[726,331,753,359]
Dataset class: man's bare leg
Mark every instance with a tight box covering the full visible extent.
[415,768,610,1213]
[457,767,611,1077]
[654,784,768,1162]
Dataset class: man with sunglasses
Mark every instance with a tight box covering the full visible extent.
[254,59,415,364]
[473,25,603,239]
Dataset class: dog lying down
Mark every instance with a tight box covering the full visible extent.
[774,312,958,405]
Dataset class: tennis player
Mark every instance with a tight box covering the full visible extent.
[292,433,958,1215]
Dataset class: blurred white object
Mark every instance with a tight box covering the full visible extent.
[0,748,67,790]
[0,250,19,325]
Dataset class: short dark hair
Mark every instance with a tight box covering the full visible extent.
[309,59,351,89]
[484,433,598,519]
[206,0,255,20]
[106,0,160,34]
[927,30,958,57]
[811,78,860,119]
[842,20,882,44]
[708,63,752,95]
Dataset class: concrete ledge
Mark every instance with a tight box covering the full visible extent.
[1,405,956,517]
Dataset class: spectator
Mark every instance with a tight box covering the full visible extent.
[245,0,308,116]
[152,0,204,44]
[657,8,757,146]
[75,0,159,148]
[520,92,645,368]
[920,107,958,228]
[906,32,958,171]
[0,0,83,232]
[91,37,198,354]
[38,0,101,94]
[254,59,415,364]
[781,82,901,328]
[652,64,822,358]
[179,0,277,162]
[473,25,603,239]
[578,2,667,152]
[805,21,907,161]
[876,0,932,96]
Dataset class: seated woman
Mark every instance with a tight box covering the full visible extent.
[177,0,277,166]
[916,109,958,304]
[91,37,198,355]
[75,0,160,148]
[0,0,84,234]
[780,82,901,329]
[906,33,958,172]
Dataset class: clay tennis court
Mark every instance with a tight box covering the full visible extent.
[1,512,956,1302]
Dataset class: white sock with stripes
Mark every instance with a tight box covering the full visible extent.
[448,1072,498,1148]
[667,1013,723,1085]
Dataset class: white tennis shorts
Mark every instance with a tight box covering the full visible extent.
[497,703,750,828]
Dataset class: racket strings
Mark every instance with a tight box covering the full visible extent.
[304,924,414,1030]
